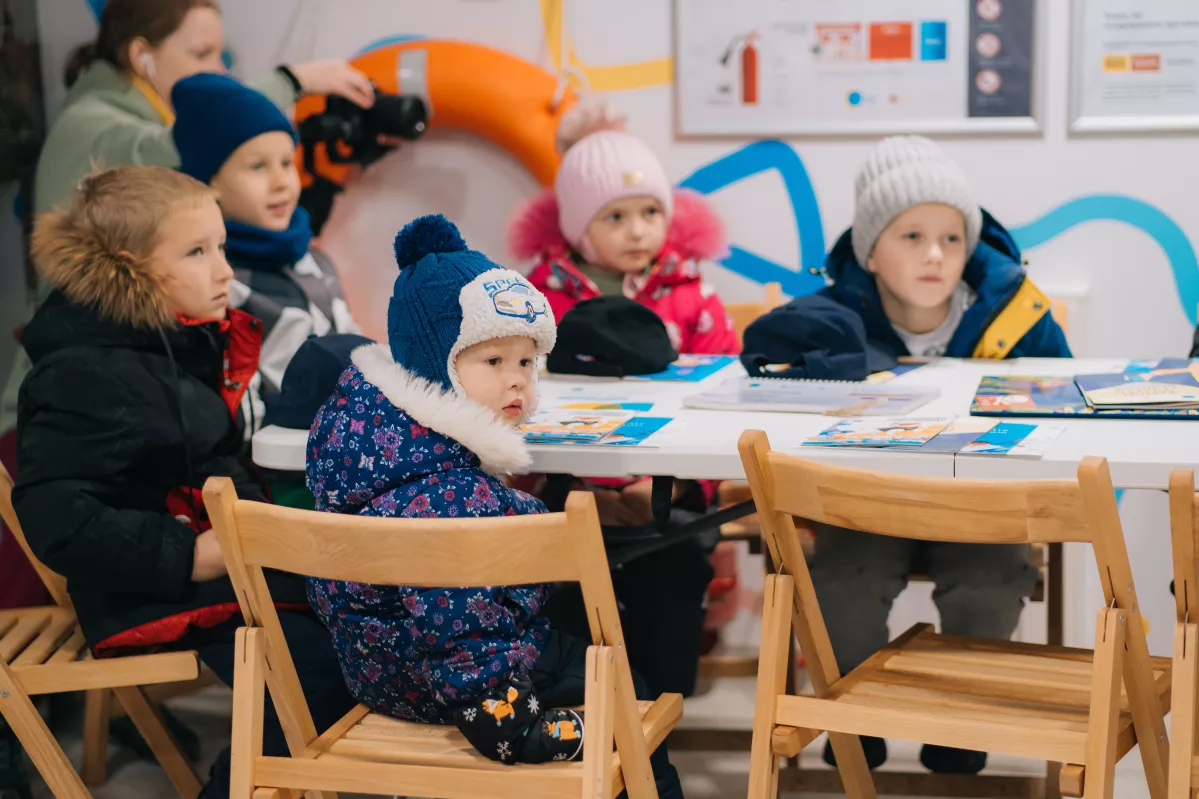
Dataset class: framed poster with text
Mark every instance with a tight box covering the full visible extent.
[674,0,1040,137]
[1071,0,1199,133]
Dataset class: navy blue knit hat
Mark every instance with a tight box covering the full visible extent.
[388,215,557,392]
[741,295,897,380]
[171,72,297,184]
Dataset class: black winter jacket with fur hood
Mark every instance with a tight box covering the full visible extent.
[12,226,305,656]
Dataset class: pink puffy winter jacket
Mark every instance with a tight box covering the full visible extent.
[508,188,739,357]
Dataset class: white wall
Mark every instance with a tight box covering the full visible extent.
[36,0,1195,655]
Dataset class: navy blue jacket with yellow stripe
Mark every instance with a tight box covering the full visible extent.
[820,209,1072,360]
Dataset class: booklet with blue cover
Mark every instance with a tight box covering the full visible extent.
[524,415,673,447]
[917,417,998,452]
[958,422,1064,458]
[802,417,954,448]
[519,410,636,442]
[633,354,737,383]
[804,416,1062,459]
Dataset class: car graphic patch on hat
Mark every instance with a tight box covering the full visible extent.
[485,277,549,324]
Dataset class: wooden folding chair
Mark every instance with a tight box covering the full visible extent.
[1169,467,1199,798]
[0,463,203,798]
[739,430,1171,799]
[203,476,682,799]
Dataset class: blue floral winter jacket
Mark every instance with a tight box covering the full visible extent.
[305,342,550,724]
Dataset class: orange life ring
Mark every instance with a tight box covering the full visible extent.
[294,40,578,190]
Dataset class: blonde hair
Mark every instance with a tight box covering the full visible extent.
[31,165,218,328]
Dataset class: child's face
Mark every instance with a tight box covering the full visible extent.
[867,203,968,312]
[210,131,301,232]
[150,197,234,321]
[584,195,667,274]
[454,336,538,425]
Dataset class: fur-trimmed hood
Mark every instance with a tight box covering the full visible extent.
[31,210,177,329]
[508,187,728,265]
[306,343,532,520]
[304,345,552,724]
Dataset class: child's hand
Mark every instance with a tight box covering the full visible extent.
[590,488,647,527]
[190,530,227,582]
[619,479,683,527]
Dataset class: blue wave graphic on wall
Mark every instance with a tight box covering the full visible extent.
[680,141,827,297]
[1010,196,1199,325]
[681,142,1199,326]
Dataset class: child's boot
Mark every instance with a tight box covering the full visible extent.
[454,676,541,764]
[516,709,586,764]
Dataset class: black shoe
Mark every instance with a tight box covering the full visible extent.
[822,735,887,770]
[518,709,586,764]
[920,743,987,774]
[0,729,32,799]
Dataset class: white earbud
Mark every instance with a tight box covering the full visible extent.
[139,52,156,80]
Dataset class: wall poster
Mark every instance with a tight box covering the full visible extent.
[675,0,1040,137]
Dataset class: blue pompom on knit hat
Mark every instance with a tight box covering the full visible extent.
[388,215,557,392]
[171,72,297,184]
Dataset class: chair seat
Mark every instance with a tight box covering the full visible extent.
[774,624,1171,766]
[290,694,683,798]
[1,607,82,667]
[0,606,200,695]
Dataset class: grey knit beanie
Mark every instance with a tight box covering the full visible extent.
[851,135,982,266]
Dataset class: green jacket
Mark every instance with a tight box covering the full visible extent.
[2,61,297,433]
[33,61,296,215]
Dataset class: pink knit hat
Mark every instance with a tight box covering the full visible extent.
[554,131,674,257]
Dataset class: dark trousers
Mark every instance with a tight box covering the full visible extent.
[532,630,684,799]
[809,526,1038,674]
[190,611,356,798]
[545,537,713,698]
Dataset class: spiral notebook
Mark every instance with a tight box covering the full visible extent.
[682,376,940,416]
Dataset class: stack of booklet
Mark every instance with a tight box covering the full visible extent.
[519,409,673,447]
[972,358,1199,419]
[802,417,1064,459]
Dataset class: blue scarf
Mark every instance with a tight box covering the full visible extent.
[223,207,313,272]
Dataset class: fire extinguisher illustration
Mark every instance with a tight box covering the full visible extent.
[719,31,760,106]
[741,32,759,105]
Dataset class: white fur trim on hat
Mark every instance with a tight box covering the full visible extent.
[851,135,982,265]
[446,268,557,395]
[352,343,533,475]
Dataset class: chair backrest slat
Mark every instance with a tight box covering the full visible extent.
[766,452,1089,545]
[233,501,582,587]
[0,462,72,610]
[1170,468,1199,623]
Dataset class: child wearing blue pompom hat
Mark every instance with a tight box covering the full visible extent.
[171,72,362,438]
[304,214,683,793]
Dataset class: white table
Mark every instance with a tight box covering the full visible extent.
[253,358,1199,490]
[250,357,1199,653]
